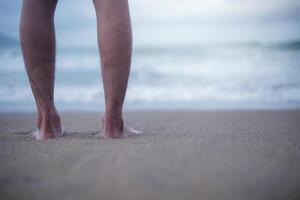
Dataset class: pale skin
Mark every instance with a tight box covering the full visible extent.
[20,0,141,139]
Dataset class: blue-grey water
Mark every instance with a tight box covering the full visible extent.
[1,41,300,112]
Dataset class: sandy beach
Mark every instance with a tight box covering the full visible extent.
[0,111,300,200]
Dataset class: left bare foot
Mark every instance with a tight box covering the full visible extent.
[33,108,64,140]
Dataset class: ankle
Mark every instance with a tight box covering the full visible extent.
[40,105,59,119]
[104,116,124,131]
[37,107,61,128]
[38,112,62,138]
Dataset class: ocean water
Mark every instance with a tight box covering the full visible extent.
[0,42,300,111]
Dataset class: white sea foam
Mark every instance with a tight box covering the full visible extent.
[0,45,300,111]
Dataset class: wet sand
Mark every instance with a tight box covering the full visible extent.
[1,111,300,200]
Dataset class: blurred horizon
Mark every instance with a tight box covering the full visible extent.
[1,0,300,111]
[1,0,300,47]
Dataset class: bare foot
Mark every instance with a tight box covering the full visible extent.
[33,109,63,140]
[33,128,64,140]
[99,115,142,139]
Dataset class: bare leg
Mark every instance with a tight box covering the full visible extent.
[20,0,62,140]
[93,0,141,138]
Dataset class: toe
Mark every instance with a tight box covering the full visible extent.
[123,126,142,137]
[33,130,43,140]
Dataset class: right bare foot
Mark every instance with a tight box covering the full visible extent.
[100,115,142,139]
[33,108,63,140]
